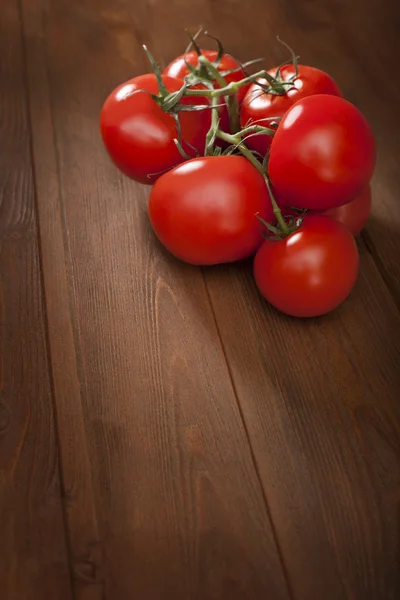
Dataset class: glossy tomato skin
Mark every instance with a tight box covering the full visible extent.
[319,185,372,236]
[149,156,274,265]
[100,74,211,185]
[254,215,359,317]
[240,64,341,157]
[163,49,248,133]
[268,94,376,210]
[163,49,248,100]
[279,185,372,236]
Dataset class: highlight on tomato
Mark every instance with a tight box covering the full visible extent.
[241,64,342,157]
[253,215,360,318]
[100,73,211,185]
[148,155,274,265]
[268,94,376,210]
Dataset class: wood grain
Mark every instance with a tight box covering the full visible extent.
[205,251,400,599]
[200,1,400,597]
[201,1,400,598]
[0,1,73,598]
[21,0,292,599]
[20,1,104,597]
[14,0,400,599]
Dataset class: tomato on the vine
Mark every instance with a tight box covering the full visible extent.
[240,64,342,157]
[163,49,248,133]
[149,155,274,265]
[268,94,376,210]
[279,185,372,236]
[100,73,211,184]
[318,185,372,236]
[254,215,359,317]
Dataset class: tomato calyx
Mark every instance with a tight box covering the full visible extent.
[257,37,300,96]
[143,35,301,119]
[256,213,303,241]
[255,173,304,241]
[203,90,280,157]
[182,31,264,90]
[142,45,212,115]
[182,29,226,84]
[170,29,241,133]
[143,33,301,134]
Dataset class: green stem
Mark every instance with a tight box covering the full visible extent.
[217,130,289,235]
[227,94,240,134]
[205,96,220,155]
[198,55,240,134]
[185,68,295,99]
[142,45,169,98]
[240,124,277,137]
[185,84,234,97]
[263,176,289,235]
[198,55,227,87]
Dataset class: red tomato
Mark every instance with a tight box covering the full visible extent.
[100,74,211,184]
[240,64,342,157]
[319,185,372,236]
[149,156,274,265]
[163,49,248,133]
[279,185,372,236]
[254,215,359,317]
[268,94,376,210]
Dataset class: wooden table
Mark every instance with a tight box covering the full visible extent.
[1,0,399,598]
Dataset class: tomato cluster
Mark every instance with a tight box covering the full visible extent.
[100,34,376,318]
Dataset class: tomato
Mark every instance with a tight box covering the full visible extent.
[240,64,341,157]
[100,74,211,184]
[268,94,376,210]
[318,185,372,236]
[253,215,359,317]
[163,49,248,133]
[279,185,372,236]
[149,155,274,265]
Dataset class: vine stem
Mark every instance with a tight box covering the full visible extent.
[240,123,278,137]
[205,96,220,155]
[218,130,289,234]
[184,68,294,99]
[198,55,240,133]
[226,95,240,134]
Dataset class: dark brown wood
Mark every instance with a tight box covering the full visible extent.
[205,250,400,599]
[0,1,73,598]
[4,0,399,598]
[202,2,400,598]
[20,1,292,599]
[20,2,105,598]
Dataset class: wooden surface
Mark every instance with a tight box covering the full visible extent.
[1,0,399,598]
[0,1,73,598]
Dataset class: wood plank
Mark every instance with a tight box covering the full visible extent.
[21,0,293,598]
[198,1,400,598]
[205,253,400,599]
[0,1,73,598]
[20,2,104,598]
[21,0,400,598]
